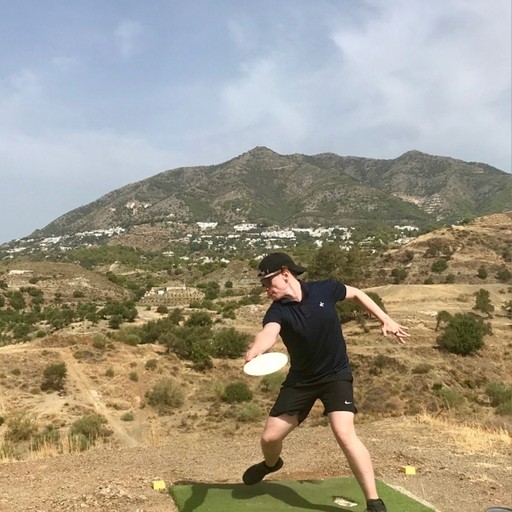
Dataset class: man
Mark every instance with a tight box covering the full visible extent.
[242,252,409,512]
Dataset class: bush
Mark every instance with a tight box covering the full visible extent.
[185,311,213,328]
[431,259,448,273]
[92,334,107,350]
[121,412,134,421]
[436,387,464,408]
[485,382,512,407]
[221,382,253,403]
[412,363,432,374]
[496,399,512,416]
[496,267,512,283]
[69,414,111,444]
[337,291,386,332]
[41,362,67,391]
[477,266,488,279]
[212,328,250,359]
[145,378,185,414]
[145,359,158,371]
[390,268,408,283]
[235,402,262,422]
[436,313,486,355]
[168,326,214,369]
[5,412,38,442]
[30,424,61,451]
[474,289,494,317]
[260,372,285,393]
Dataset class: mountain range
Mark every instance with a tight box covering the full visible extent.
[19,146,512,242]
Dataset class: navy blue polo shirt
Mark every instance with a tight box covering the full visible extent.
[262,279,351,386]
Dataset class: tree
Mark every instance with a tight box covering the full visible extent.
[7,291,26,311]
[502,300,512,319]
[185,311,212,328]
[496,267,512,283]
[474,289,494,318]
[337,291,386,332]
[431,259,448,273]
[308,244,369,286]
[476,266,488,279]
[41,362,67,391]
[436,313,486,355]
[435,310,452,331]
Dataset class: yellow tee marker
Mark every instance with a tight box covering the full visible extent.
[152,480,166,490]
[402,466,416,475]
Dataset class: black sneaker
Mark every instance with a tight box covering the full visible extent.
[365,498,387,512]
[242,457,284,485]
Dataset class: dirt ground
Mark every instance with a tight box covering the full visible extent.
[0,414,510,512]
[0,284,511,512]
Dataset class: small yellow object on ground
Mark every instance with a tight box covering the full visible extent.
[152,480,166,490]
[402,466,416,475]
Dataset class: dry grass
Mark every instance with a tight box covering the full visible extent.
[412,412,511,454]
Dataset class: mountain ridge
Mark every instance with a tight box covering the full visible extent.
[12,147,512,243]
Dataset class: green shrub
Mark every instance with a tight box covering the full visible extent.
[145,359,158,371]
[390,268,407,283]
[496,399,512,416]
[156,305,169,314]
[145,378,185,414]
[105,367,114,378]
[496,267,512,283]
[485,382,512,407]
[120,412,134,421]
[260,372,285,393]
[69,414,111,443]
[412,363,432,374]
[92,335,107,350]
[212,328,250,358]
[477,266,488,279]
[436,387,464,408]
[30,424,61,451]
[235,402,263,422]
[129,371,138,382]
[431,259,448,273]
[436,313,486,355]
[222,382,253,403]
[41,362,67,392]
[185,311,213,328]
[5,412,38,442]
[474,289,494,317]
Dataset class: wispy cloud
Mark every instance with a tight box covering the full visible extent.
[114,19,143,58]
[0,1,509,243]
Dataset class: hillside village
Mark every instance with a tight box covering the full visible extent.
[2,214,420,258]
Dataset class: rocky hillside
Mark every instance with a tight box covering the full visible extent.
[367,212,512,286]
[28,147,511,239]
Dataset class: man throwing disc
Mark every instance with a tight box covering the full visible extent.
[242,252,409,512]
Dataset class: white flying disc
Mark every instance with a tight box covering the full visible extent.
[243,352,288,376]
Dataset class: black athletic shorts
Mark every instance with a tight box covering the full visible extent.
[269,377,357,424]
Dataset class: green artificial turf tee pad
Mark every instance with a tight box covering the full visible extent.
[170,477,436,512]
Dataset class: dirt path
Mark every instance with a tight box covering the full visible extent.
[0,344,140,448]
[57,348,140,448]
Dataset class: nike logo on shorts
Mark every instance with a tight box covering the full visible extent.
[344,400,352,404]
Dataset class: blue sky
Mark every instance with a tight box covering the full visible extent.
[1,0,510,244]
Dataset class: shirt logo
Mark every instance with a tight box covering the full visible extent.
[319,302,324,307]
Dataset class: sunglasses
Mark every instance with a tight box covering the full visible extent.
[259,270,282,288]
